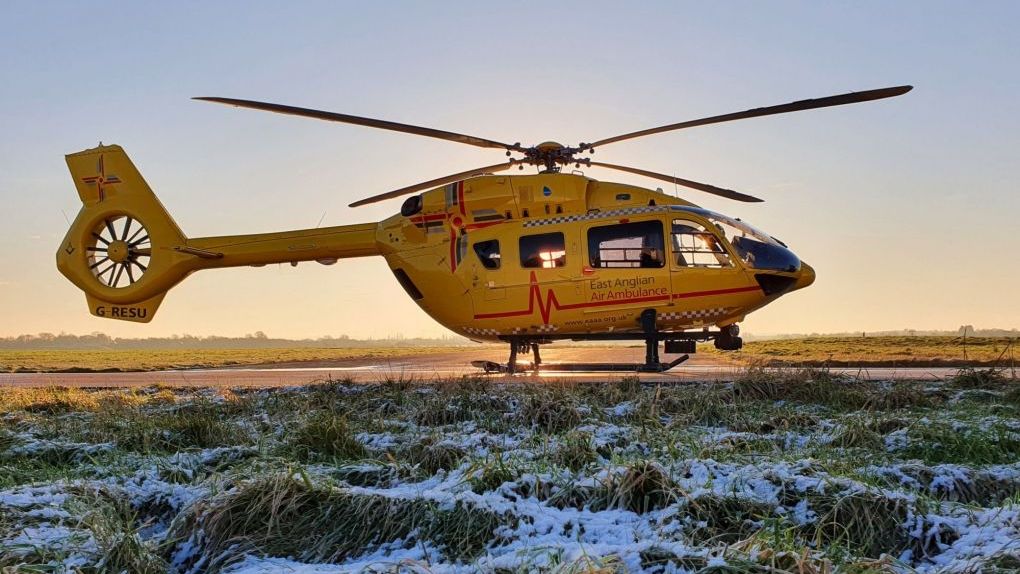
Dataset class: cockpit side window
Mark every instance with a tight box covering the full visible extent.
[588,220,665,269]
[671,219,732,268]
[473,239,501,270]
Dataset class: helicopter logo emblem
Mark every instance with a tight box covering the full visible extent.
[80,154,121,201]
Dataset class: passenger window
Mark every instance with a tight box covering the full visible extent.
[588,220,665,269]
[473,239,501,270]
[671,219,732,268]
[520,232,566,268]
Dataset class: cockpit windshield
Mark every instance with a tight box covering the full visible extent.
[670,206,780,246]
[669,206,800,273]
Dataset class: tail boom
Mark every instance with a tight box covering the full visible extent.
[186,223,380,268]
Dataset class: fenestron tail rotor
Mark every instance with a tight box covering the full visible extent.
[196,85,912,206]
[87,215,151,289]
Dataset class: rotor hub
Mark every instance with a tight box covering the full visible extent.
[535,141,564,151]
[519,141,587,172]
[107,240,130,263]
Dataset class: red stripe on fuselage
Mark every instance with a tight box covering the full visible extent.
[449,228,456,272]
[473,276,760,321]
[672,285,760,299]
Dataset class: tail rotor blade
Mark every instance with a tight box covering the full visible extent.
[349,162,517,207]
[589,161,763,203]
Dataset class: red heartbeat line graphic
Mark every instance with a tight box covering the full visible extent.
[474,274,761,323]
[474,272,672,323]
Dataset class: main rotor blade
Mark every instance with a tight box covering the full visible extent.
[349,162,517,207]
[589,161,763,203]
[584,85,912,149]
[194,97,518,151]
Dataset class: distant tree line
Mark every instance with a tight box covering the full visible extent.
[746,327,1019,341]
[0,331,472,350]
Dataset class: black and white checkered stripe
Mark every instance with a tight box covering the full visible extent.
[658,307,731,322]
[521,206,669,228]
[510,324,560,335]
[464,324,561,337]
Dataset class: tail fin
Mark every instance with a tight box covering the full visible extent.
[58,144,383,323]
[58,144,191,323]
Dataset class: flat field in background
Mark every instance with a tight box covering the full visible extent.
[0,346,479,372]
[1,369,1018,572]
[706,336,1017,367]
[1,336,1015,373]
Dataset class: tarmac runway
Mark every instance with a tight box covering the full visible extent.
[1,347,962,388]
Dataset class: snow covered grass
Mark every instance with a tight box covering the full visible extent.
[1,370,1019,572]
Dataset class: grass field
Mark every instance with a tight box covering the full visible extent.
[1,337,1016,373]
[1,368,1019,572]
[708,337,1018,368]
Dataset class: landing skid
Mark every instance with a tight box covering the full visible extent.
[471,355,689,374]
[543,355,690,373]
[471,360,510,374]
[468,310,732,375]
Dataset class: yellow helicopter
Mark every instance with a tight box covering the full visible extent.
[57,86,911,373]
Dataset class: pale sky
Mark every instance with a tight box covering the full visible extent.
[1,2,1018,339]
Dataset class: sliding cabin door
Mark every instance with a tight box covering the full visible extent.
[579,217,672,332]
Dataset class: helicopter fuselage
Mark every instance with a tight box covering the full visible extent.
[374,172,814,342]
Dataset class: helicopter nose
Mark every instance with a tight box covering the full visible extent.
[794,262,816,291]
